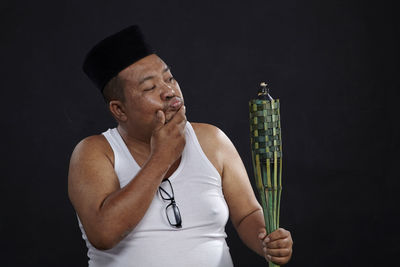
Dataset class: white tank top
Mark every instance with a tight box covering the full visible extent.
[78,122,234,267]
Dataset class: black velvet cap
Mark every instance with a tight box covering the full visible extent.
[83,25,154,92]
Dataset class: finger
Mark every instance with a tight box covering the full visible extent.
[258,231,267,241]
[177,106,187,121]
[173,107,187,129]
[166,105,186,125]
[266,237,291,249]
[266,255,291,266]
[258,228,267,241]
[179,104,186,114]
[265,247,291,258]
[168,108,187,128]
[154,110,166,129]
[267,228,290,241]
[175,105,186,121]
[178,117,187,131]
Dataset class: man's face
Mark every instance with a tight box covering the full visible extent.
[118,54,184,130]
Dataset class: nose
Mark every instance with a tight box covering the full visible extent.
[160,82,175,101]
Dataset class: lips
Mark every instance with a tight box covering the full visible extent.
[167,97,183,111]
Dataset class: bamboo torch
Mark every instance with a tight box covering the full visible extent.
[249,82,282,267]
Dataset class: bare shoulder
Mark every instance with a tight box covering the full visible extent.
[190,122,228,144]
[190,122,234,176]
[70,134,114,166]
[68,133,120,215]
[190,124,260,229]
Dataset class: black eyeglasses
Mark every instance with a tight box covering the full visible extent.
[159,179,182,228]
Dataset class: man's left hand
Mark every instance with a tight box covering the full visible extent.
[258,228,293,265]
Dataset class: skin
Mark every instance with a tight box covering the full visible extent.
[68,54,293,264]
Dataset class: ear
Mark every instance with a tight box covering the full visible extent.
[109,100,127,122]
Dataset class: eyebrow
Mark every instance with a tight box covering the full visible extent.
[138,66,171,85]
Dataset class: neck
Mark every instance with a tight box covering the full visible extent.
[117,124,152,155]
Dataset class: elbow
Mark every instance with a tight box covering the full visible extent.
[91,240,117,251]
[87,230,121,251]
[234,207,263,229]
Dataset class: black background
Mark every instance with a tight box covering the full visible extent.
[1,0,399,266]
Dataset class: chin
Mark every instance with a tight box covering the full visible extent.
[165,111,177,123]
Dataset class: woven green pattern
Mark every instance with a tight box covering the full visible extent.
[249,99,283,267]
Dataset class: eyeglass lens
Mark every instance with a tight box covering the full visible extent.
[166,202,182,226]
[159,179,182,228]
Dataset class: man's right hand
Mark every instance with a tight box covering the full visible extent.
[68,105,186,250]
[150,105,187,168]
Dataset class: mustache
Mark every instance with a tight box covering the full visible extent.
[163,97,183,112]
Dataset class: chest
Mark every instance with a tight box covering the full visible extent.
[132,164,229,232]
[128,149,181,179]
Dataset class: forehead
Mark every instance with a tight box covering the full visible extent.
[118,54,168,84]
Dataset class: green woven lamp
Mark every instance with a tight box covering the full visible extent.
[249,82,283,267]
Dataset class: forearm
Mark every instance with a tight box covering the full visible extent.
[235,208,266,257]
[85,156,170,249]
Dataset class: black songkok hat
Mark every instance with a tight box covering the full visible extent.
[83,25,154,92]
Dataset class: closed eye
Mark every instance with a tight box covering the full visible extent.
[144,85,156,91]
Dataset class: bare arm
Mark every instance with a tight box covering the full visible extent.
[217,129,266,256]
[68,107,186,250]
[219,128,293,265]
[193,123,292,265]
[192,123,265,254]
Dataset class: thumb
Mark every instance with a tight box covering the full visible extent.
[258,228,267,240]
[154,110,166,129]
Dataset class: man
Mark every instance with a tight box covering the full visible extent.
[68,25,292,266]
